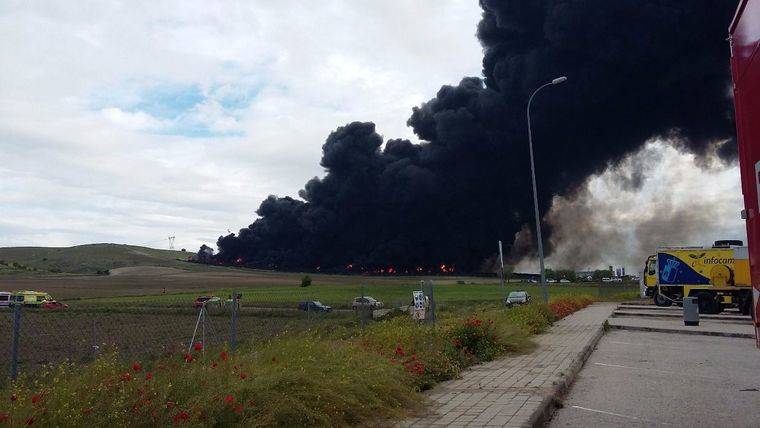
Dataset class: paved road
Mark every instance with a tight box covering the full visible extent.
[549,329,760,427]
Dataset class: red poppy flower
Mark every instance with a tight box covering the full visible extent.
[31,394,42,404]
[82,407,93,415]
[224,395,234,404]
[166,401,175,409]
[121,373,132,382]
[10,394,17,401]
[0,412,9,423]
[239,372,247,380]
[394,345,405,357]
[183,353,193,363]
[193,343,203,352]
[145,372,153,381]
[25,416,34,425]
[210,362,218,369]
[220,351,228,361]
[233,404,244,414]
[132,362,142,372]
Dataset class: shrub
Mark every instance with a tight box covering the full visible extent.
[300,275,312,287]
[548,296,595,320]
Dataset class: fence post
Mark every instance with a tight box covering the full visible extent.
[230,290,237,353]
[424,280,436,323]
[10,303,21,381]
[90,319,98,360]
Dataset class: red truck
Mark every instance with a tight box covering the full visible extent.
[730,0,760,347]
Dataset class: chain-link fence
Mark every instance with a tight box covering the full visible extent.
[1,280,637,384]
[0,282,443,384]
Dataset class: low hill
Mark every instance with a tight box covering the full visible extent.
[0,244,196,275]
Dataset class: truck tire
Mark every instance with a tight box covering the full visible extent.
[739,294,752,316]
[654,291,672,307]
[694,292,720,314]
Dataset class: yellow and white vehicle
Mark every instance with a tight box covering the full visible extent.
[641,241,753,315]
[9,290,53,308]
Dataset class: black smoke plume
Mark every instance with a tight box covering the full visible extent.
[216,0,737,272]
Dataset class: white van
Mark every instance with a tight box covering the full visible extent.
[0,292,11,309]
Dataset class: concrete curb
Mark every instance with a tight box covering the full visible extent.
[526,321,607,427]
[608,323,755,339]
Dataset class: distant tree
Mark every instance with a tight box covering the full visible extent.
[592,269,613,281]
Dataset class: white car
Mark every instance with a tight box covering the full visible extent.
[0,291,10,309]
[601,277,612,283]
[505,291,531,307]
[559,279,571,283]
[351,296,383,310]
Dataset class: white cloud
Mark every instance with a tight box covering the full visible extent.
[0,0,483,250]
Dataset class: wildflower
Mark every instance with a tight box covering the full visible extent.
[145,372,153,381]
[166,401,175,409]
[121,372,132,382]
[172,411,189,424]
[210,362,218,369]
[224,395,234,404]
[220,351,228,361]
[10,394,17,402]
[132,362,142,372]
[0,412,9,423]
[233,403,244,414]
[25,416,34,425]
[394,345,405,357]
[82,407,93,415]
[193,343,203,352]
[31,394,42,404]
[183,353,193,363]
[239,372,247,380]
[271,356,277,363]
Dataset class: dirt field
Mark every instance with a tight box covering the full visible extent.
[0,266,501,300]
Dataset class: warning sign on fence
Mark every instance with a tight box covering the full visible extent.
[412,290,426,320]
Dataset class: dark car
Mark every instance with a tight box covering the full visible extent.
[298,301,332,312]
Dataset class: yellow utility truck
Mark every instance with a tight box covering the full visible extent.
[641,240,753,315]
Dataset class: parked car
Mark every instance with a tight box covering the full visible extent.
[601,277,612,283]
[505,291,531,307]
[0,292,10,309]
[41,300,69,311]
[559,279,571,283]
[298,301,332,312]
[351,296,383,310]
[193,296,221,309]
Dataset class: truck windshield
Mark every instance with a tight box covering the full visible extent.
[647,259,656,275]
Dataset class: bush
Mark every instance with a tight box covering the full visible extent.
[548,296,595,320]
[300,275,312,287]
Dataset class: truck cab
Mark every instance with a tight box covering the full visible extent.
[641,255,657,298]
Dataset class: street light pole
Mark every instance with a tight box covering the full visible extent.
[526,76,567,303]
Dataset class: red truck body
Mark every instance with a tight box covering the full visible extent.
[730,0,760,347]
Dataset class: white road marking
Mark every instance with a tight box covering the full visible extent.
[609,341,635,345]
[592,362,719,380]
[571,405,672,425]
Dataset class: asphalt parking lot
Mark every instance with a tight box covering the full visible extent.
[548,329,760,427]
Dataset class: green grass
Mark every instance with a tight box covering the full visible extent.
[73,283,638,311]
[0,244,193,275]
[0,296,599,426]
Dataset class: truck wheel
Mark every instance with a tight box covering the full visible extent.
[654,292,672,307]
[695,292,720,314]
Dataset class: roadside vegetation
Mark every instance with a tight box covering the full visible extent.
[0,296,595,427]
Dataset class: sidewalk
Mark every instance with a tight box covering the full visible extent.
[401,302,616,427]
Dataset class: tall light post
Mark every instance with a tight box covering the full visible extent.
[527,76,567,303]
